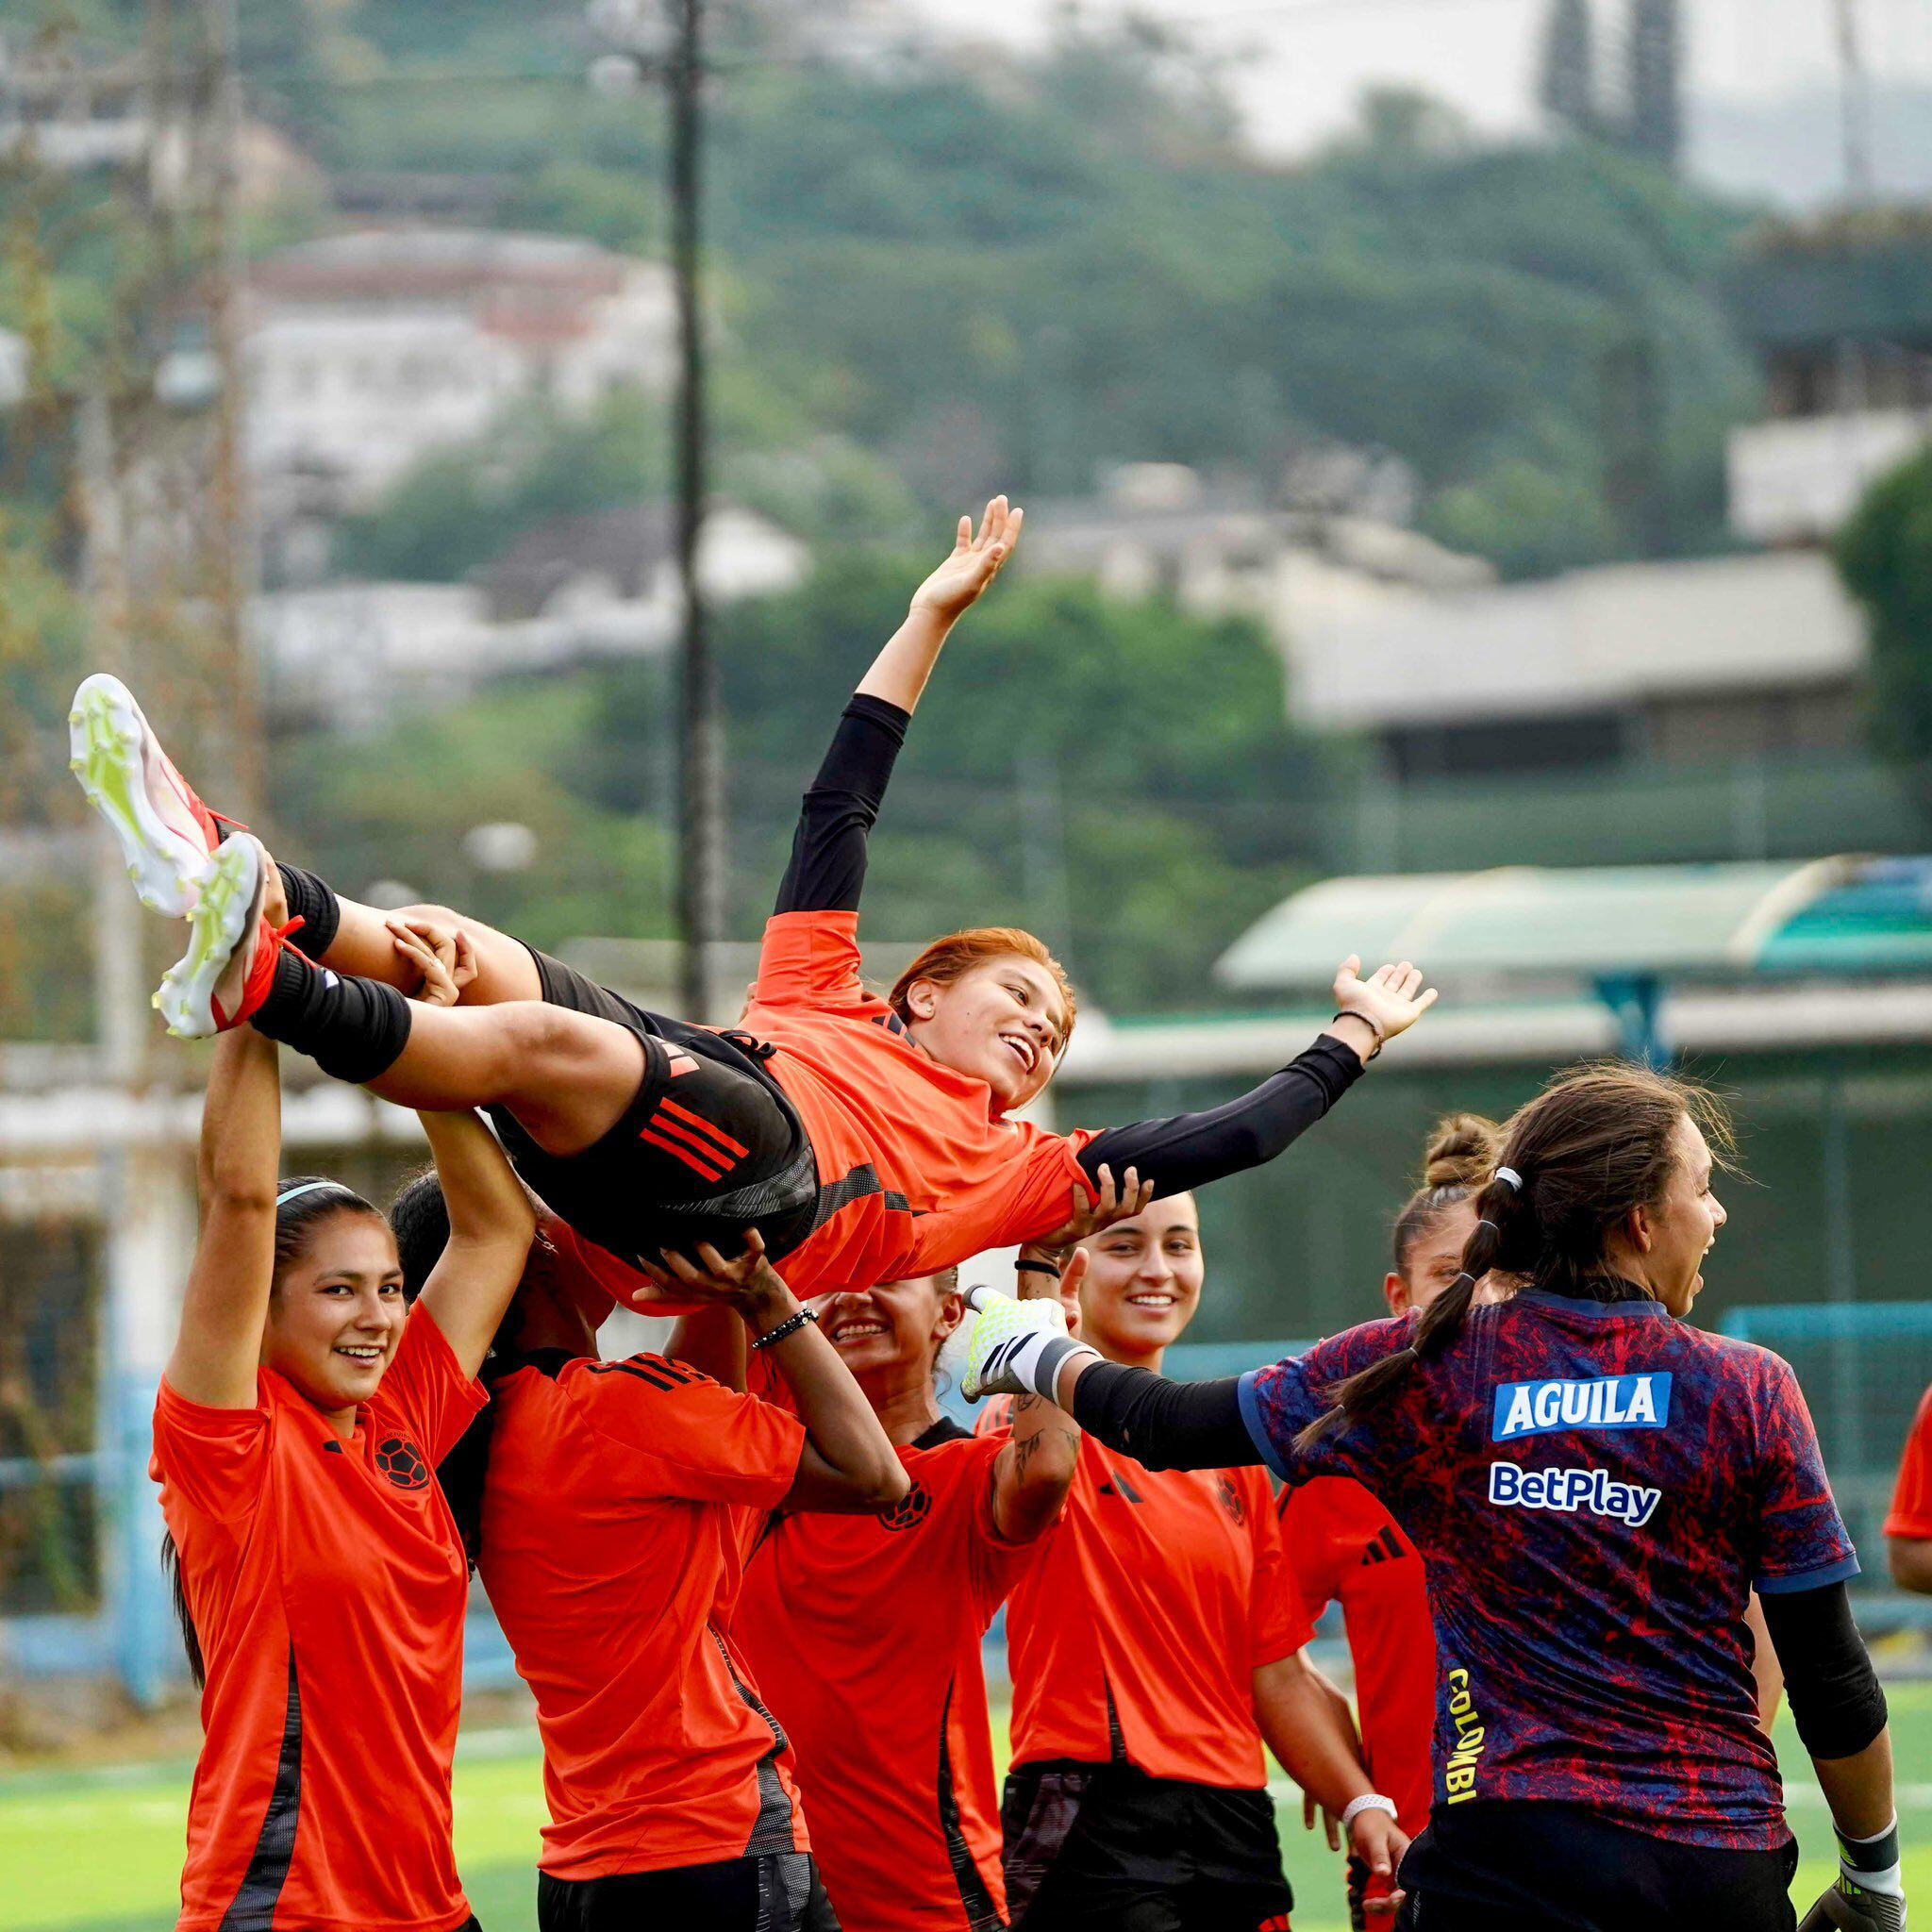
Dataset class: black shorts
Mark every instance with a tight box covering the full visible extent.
[488,947,822,1267]
[537,1853,840,1932]
[1003,1760,1292,1932]
[1395,1801,1799,1932]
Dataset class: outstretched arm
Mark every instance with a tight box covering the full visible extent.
[859,495,1022,712]
[773,499,1023,919]
[959,1290,1257,1471]
[1077,960,1437,1200]
[413,1109,537,1378]
[170,1029,284,1407]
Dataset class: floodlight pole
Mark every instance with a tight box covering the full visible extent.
[669,0,721,1023]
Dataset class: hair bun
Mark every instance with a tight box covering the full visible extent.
[1423,1113,1503,1190]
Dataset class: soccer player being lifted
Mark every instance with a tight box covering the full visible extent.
[71,499,1433,1293]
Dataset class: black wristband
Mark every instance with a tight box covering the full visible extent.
[1839,1822,1901,1874]
[1015,1257,1062,1279]
[751,1307,820,1352]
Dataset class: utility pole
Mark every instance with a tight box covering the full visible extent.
[587,0,718,1020]
[668,0,719,1022]
[203,0,262,817]
[1833,0,1875,206]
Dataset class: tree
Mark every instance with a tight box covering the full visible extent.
[1837,446,1932,774]
[588,556,1332,1008]
[1539,0,1598,137]
[1625,0,1683,171]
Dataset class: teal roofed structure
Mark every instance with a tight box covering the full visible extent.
[1216,857,1932,1062]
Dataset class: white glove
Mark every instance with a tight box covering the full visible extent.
[960,1285,1100,1404]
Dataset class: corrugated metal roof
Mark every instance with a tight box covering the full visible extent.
[1216,856,1932,991]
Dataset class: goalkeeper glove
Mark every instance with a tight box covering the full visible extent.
[959,1286,1099,1404]
[1800,1819,1906,1932]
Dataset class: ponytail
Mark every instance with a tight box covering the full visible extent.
[1296,1060,1733,1452]
[160,1528,206,1690]
[1299,1172,1522,1450]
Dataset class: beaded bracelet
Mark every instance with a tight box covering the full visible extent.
[751,1307,820,1352]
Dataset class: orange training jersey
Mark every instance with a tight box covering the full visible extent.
[742,909,1097,1293]
[978,1401,1308,1789]
[1886,1383,1932,1541]
[151,1306,484,1932]
[1277,1475,1435,1838]
[734,1421,1041,1932]
[478,1350,809,1880]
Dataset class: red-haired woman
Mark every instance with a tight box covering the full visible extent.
[72,502,1434,1295]
[964,1066,1899,1932]
[154,928,534,1931]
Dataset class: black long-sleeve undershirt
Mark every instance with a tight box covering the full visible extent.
[773,694,909,917]
[1068,1362,1889,1760]
[1071,1361,1256,1469]
[1758,1581,1889,1760]
[776,694,1368,1196]
[1078,1034,1365,1199]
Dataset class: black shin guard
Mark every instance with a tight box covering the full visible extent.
[275,863,342,958]
[251,949,412,1084]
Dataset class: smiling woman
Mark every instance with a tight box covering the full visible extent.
[979,1193,1404,1932]
[150,1023,534,1932]
[75,498,1433,1313]
[725,1223,1092,1932]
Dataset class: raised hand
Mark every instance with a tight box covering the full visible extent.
[1330,957,1438,1061]
[960,1285,1098,1404]
[1015,1244,1089,1341]
[908,495,1024,625]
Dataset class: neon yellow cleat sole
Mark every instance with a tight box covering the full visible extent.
[68,673,215,918]
[156,836,262,1039]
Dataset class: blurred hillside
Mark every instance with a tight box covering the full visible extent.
[3,0,1918,1038]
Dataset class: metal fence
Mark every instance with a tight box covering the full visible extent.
[1723,1300,1932,1624]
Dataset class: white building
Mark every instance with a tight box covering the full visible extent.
[0,35,146,172]
[262,500,809,730]
[243,230,676,513]
[1725,213,1932,545]
[1280,548,1868,774]
[1027,464,1870,776]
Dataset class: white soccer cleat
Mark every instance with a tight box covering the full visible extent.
[68,673,226,917]
[155,835,268,1040]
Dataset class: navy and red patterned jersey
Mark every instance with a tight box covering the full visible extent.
[1239,1289,1857,1852]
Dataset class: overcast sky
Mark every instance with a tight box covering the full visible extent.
[901,0,1932,158]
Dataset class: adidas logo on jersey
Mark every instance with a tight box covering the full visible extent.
[1491,1374,1672,1441]
[1358,1524,1407,1567]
